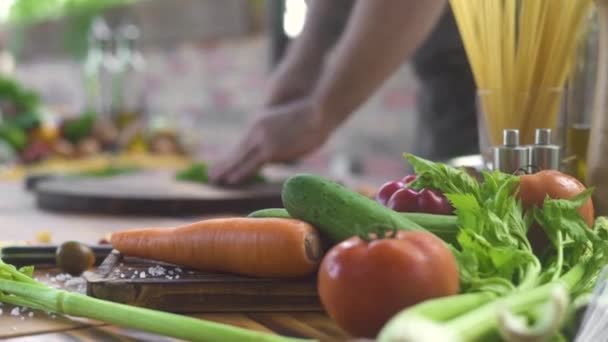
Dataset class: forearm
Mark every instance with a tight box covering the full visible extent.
[265,0,355,105]
[312,0,447,129]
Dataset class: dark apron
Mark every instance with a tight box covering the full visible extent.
[411,6,479,161]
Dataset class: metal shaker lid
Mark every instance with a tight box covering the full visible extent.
[493,129,530,174]
[530,128,560,171]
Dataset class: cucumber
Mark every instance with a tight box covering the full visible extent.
[281,174,458,244]
[402,212,458,242]
[249,208,458,240]
[248,208,293,219]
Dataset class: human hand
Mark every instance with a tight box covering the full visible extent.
[209,97,330,185]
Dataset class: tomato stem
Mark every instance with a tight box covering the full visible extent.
[355,224,399,242]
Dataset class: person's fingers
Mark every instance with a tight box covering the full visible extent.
[209,138,258,183]
[225,147,266,185]
[218,145,261,184]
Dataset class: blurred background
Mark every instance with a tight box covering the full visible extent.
[0,0,423,180]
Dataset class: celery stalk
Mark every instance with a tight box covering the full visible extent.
[378,264,586,342]
[443,263,585,341]
[402,292,496,322]
[0,276,311,342]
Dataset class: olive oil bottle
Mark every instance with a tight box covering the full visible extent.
[566,124,591,183]
[563,9,597,184]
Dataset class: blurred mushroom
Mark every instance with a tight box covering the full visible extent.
[77,137,101,157]
[92,118,119,147]
[149,132,184,155]
[52,139,76,158]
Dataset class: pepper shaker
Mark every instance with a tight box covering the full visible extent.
[529,128,561,172]
[493,129,529,174]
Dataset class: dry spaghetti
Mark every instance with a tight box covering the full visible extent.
[450,0,593,146]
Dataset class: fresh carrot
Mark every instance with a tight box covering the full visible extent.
[111,217,323,278]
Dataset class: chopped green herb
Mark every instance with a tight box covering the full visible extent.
[176,162,266,185]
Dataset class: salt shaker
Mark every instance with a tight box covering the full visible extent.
[493,129,530,174]
[529,128,561,171]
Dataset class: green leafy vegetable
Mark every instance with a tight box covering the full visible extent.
[176,162,266,185]
[176,162,209,184]
[405,153,481,200]
[0,77,42,150]
[0,77,41,119]
[8,0,143,26]
[61,110,96,143]
[378,154,608,341]
[0,123,27,151]
[78,165,140,178]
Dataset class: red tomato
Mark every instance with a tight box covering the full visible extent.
[317,231,459,338]
[519,170,594,252]
[519,170,594,227]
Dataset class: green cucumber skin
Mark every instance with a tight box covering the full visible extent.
[281,174,430,244]
[248,208,293,219]
[248,208,458,240]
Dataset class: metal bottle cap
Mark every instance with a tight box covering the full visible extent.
[530,128,560,171]
[493,129,530,173]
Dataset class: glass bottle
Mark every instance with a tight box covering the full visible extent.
[586,0,608,216]
[563,9,598,183]
[114,22,147,153]
[115,22,146,130]
[83,17,110,114]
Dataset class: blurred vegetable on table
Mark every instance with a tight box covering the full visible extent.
[60,111,96,144]
[0,77,42,156]
[77,164,139,178]
[0,77,41,123]
[176,161,209,184]
[176,161,266,186]
[0,123,27,151]
[7,0,143,26]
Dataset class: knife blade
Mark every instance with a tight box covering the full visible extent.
[1,245,113,267]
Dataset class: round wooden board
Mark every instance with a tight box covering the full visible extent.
[34,171,284,216]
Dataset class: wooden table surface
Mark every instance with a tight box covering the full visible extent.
[0,181,350,342]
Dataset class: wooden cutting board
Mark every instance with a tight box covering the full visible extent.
[34,171,284,216]
[84,251,322,313]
